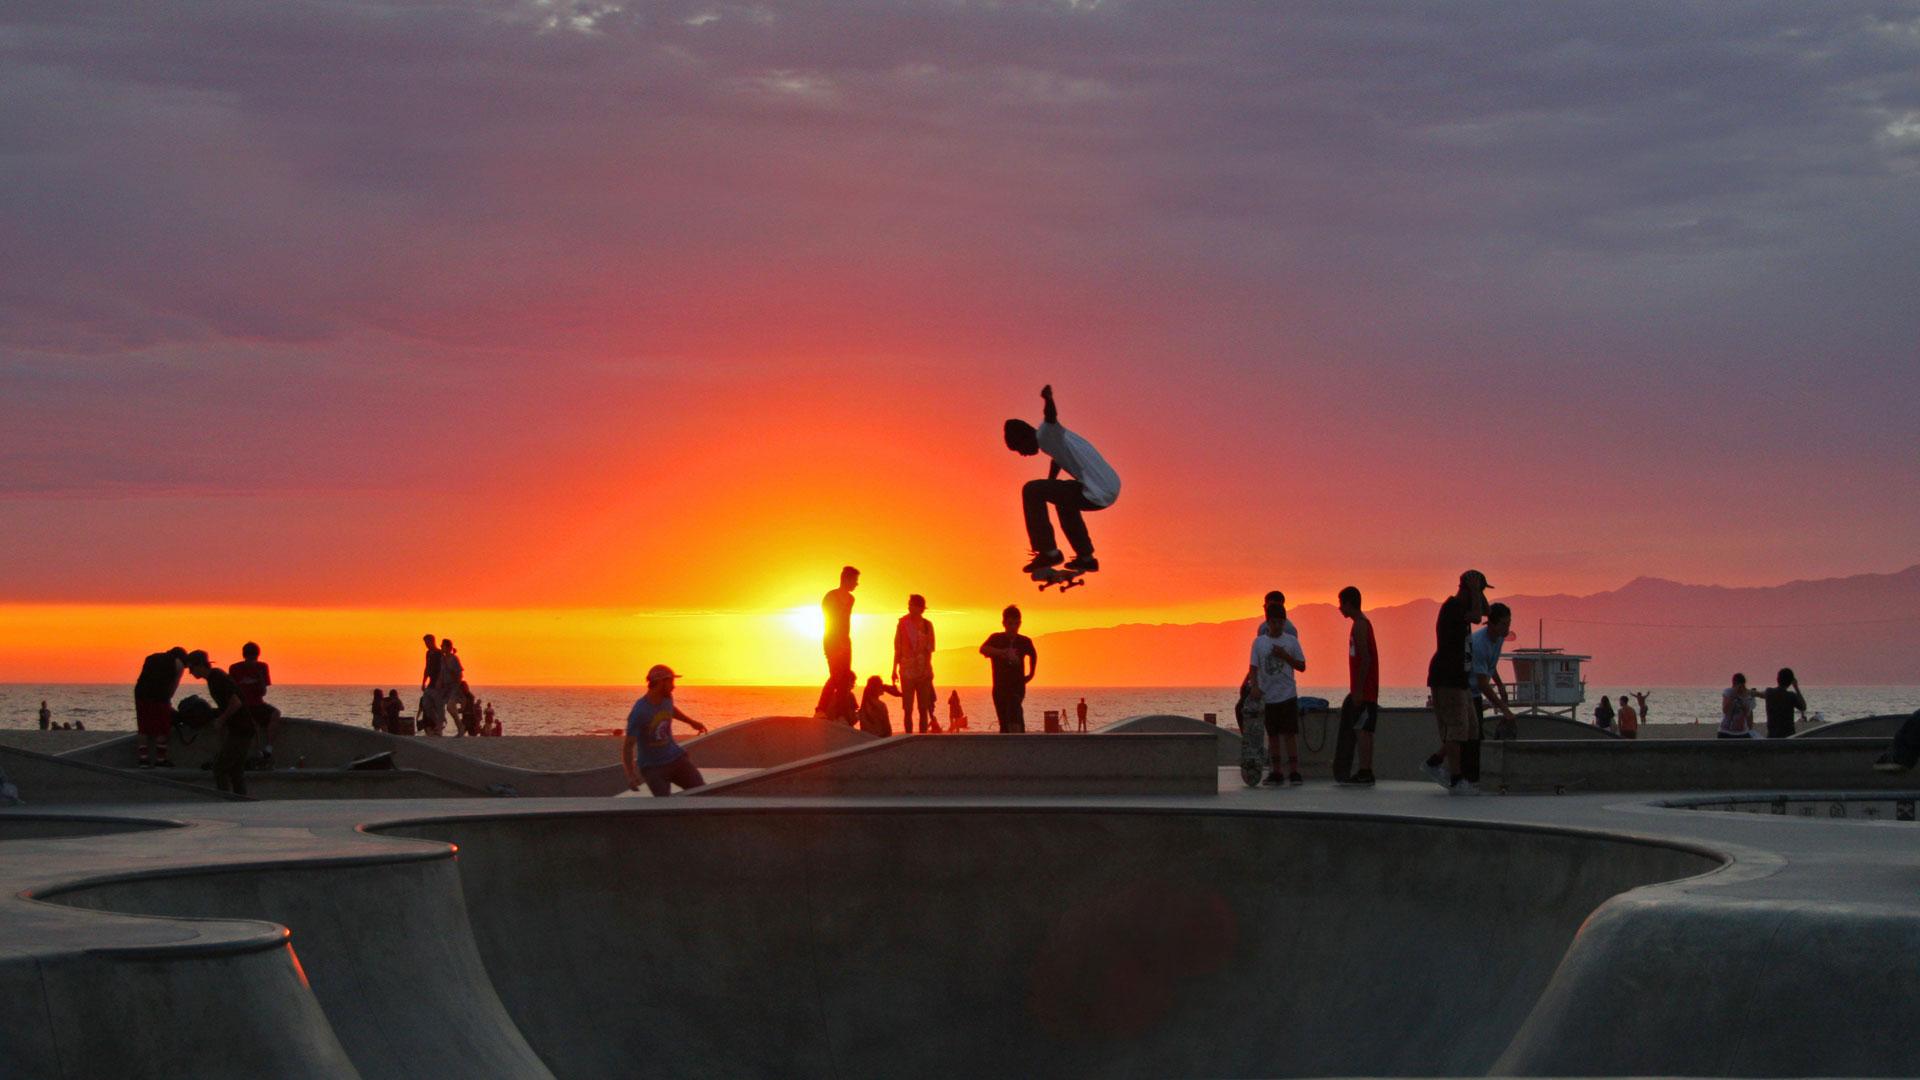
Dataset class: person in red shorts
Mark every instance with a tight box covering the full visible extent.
[133,646,189,768]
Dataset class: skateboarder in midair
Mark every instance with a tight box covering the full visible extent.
[1004,385,1121,575]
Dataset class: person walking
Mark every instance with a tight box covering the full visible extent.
[437,640,466,726]
[1333,586,1379,785]
[1003,385,1121,575]
[1422,570,1492,794]
[892,595,938,734]
[1617,695,1639,739]
[622,665,709,796]
[1593,693,1615,732]
[186,651,254,796]
[133,646,189,768]
[1248,591,1307,787]
[979,605,1037,732]
[229,641,278,765]
[1762,668,1808,738]
[38,700,51,731]
[1719,673,1761,739]
[419,635,446,734]
[1076,698,1089,732]
[815,567,860,717]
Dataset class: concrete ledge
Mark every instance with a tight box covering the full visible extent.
[1484,738,1912,793]
[691,733,1222,797]
[1791,713,1910,740]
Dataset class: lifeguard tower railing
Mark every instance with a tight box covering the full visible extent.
[1504,647,1590,716]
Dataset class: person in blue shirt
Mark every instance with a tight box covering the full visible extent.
[623,664,710,796]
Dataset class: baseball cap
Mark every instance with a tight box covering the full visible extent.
[645,664,679,685]
[1461,569,1494,589]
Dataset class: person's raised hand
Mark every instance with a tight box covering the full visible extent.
[1041,384,1053,400]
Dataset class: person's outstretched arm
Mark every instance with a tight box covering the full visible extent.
[622,735,641,790]
[671,707,709,736]
[1041,384,1057,425]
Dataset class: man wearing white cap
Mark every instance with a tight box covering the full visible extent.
[623,664,710,796]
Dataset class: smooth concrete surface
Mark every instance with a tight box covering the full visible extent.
[1483,737,1917,793]
[0,743,239,804]
[5,781,1920,1078]
[692,733,1222,797]
[1100,714,1243,764]
[1791,713,1910,740]
[59,715,875,799]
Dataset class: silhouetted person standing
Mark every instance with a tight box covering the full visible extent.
[1076,697,1088,732]
[1334,586,1379,785]
[420,635,445,733]
[38,700,50,731]
[1763,668,1807,738]
[892,594,937,734]
[1004,385,1121,575]
[815,566,860,717]
[1423,570,1492,794]
[980,605,1037,732]
[133,646,188,768]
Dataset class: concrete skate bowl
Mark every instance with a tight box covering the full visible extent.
[366,807,1721,1079]
[1101,714,1241,764]
[0,813,178,842]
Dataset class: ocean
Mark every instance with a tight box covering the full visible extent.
[5,683,1916,736]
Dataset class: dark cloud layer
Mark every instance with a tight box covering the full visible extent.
[2,1,1917,601]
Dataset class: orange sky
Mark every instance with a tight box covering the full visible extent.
[5,3,1919,686]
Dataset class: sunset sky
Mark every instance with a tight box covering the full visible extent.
[4,2,1918,685]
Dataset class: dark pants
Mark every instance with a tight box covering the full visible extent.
[1022,479,1099,557]
[641,755,706,796]
[1333,696,1377,778]
[993,686,1026,732]
[1888,711,1920,768]
[900,677,936,732]
[815,641,852,715]
[1463,700,1485,783]
[215,721,256,797]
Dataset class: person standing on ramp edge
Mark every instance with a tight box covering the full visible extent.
[1004,385,1121,575]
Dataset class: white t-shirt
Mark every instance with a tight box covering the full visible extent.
[1250,627,1304,705]
[1036,421,1121,508]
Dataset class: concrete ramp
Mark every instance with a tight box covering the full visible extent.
[1792,713,1910,740]
[0,744,238,804]
[1484,738,1916,793]
[1101,714,1242,765]
[692,733,1221,797]
[681,714,876,766]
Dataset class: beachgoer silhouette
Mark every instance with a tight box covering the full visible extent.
[384,690,405,734]
[947,689,966,733]
[892,594,937,734]
[1422,570,1493,794]
[623,664,710,796]
[133,646,189,768]
[1594,693,1615,730]
[420,635,446,733]
[1617,695,1639,739]
[1076,697,1088,732]
[38,700,50,731]
[820,669,860,727]
[371,689,386,730]
[815,567,859,717]
[1004,385,1120,575]
[1631,691,1650,724]
[979,605,1037,732]
[1762,668,1807,738]
[1720,673,1760,738]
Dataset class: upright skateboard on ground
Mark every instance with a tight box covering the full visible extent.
[1235,683,1268,786]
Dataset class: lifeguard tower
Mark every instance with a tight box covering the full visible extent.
[1504,646,1590,719]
